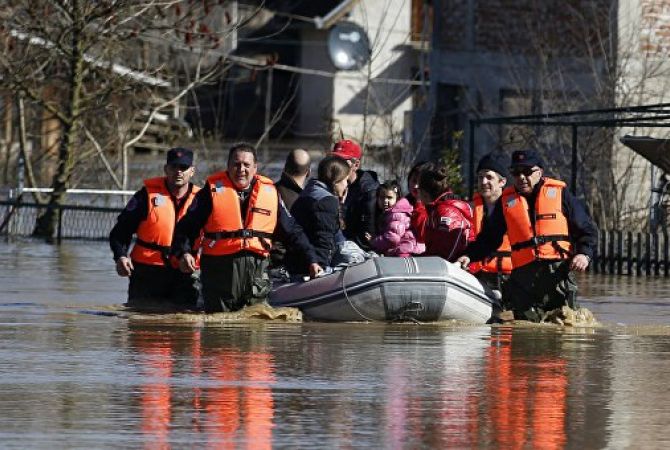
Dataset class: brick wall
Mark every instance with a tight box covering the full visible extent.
[436,0,613,57]
[640,0,670,54]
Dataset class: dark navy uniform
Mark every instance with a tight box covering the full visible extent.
[465,178,598,320]
[109,184,200,309]
[171,178,318,313]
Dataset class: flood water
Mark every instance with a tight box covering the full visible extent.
[1,240,670,448]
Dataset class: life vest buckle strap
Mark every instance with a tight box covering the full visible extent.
[511,234,570,251]
[134,238,171,265]
[135,238,170,253]
[204,230,274,240]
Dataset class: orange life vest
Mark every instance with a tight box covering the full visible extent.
[202,172,278,257]
[130,177,200,266]
[469,193,513,275]
[502,178,571,268]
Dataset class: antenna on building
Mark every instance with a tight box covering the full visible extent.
[327,21,370,71]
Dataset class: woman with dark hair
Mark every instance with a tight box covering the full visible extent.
[418,162,474,262]
[287,155,351,274]
[405,161,431,243]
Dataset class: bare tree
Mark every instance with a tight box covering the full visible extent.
[465,0,670,230]
[0,0,238,240]
[334,0,426,183]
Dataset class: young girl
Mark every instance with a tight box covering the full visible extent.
[287,155,350,274]
[370,181,425,257]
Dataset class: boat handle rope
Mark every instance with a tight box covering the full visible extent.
[341,265,376,322]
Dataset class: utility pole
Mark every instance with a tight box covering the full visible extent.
[263,67,274,164]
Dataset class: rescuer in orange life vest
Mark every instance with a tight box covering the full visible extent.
[457,150,598,322]
[109,147,201,310]
[171,143,324,313]
[468,152,513,294]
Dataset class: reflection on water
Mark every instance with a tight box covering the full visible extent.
[1,240,670,447]
[130,327,276,449]
[579,273,670,325]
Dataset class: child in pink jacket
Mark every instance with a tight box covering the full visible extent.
[370,181,426,257]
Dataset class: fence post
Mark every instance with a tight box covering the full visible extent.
[654,232,660,276]
[636,232,642,276]
[608,230,615,274]
[627,231,633,275]
[645,233,652,276]
[601,230,608,274]
[57,207,62,244]
[616,230,623,275]
[664,233,669,277]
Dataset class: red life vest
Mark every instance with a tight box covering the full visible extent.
[202,172,278,257]
[469,193,512,275]
[130,177,200,266]
[423,191,474,262]
[502,178,571,268]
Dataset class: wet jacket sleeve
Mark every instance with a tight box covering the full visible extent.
[344,174,379,251]
[109,188,148,261]
[171,184,212,257]
[311,196,341,266]
[465,199,507,262]
[275,199,319,265]
[562,189,598,259]
[411,201,428,243]
[360,187,378,246]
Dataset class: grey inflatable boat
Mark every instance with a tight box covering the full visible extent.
[269,256,496,323]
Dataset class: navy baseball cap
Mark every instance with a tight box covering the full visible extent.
[166,147,194,166]
[511,149,544,168]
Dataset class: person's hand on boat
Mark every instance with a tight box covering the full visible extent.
[570,253,590,272]
[364,232,372,242]
[456,255,470,270]
[179,253,197,274]
[308,263,324,279]
[115,256,134,277]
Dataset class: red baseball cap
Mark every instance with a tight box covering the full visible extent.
[332,139,362,160]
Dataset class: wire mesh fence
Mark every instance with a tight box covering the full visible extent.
[0,201,121,241]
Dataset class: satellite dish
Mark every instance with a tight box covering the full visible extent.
[327,21,371,71]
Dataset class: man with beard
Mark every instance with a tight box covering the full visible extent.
[110,147,201,310]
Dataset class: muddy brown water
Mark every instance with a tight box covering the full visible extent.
[1,239,670,448]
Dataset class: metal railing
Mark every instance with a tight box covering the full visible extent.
[593,230,670,276]
[0,200,121,242]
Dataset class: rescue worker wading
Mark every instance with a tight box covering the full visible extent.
[172,143,323,313]
[457,150,598,322]
[468,152,513,294]
[109,147,201,310]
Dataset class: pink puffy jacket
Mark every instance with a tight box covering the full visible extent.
[371,197,426,257]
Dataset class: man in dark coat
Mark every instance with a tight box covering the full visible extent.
[275,148,311,210]
[332,139,379,251]
[457,150,598,322]
[171,143,322,313]
[272,148,311,267]
[109,148,200,310]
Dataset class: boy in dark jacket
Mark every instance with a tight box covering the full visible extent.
[332,139,379,251]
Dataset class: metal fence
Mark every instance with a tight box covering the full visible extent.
[0,200,121,241]
[3,201,670,277]
[593,230,670,276]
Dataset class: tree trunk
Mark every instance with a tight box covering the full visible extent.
[17,95,45,204]
[33,4,85,242]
